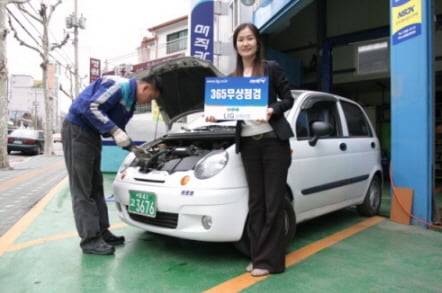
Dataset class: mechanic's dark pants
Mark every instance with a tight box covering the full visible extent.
[240,137,291,273]
[62,120,110,249]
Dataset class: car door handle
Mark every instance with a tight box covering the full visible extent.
[339,142,347,151]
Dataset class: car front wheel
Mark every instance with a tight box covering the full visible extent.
[233,195,296,256]
[356,175,382,216]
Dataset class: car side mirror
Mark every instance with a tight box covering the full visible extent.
[309,121,333,146]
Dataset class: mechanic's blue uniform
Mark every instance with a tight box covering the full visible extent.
[66,75,137,135]
[62,76,137,250]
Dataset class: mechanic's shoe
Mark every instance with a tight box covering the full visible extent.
[246,262,253,272]
[82,241,115,255]
[103,230,125,245]
[251,268,270,277]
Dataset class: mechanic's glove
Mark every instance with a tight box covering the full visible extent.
[131,145,149,158]
[123,143,136,152]
[111,128,132,149]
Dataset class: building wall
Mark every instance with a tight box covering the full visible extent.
[152,19,188,59]
[135,1,253,75]
[8,74,45,129]
[8,63,60,130]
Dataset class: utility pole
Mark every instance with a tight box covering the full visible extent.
[65,0,85,98]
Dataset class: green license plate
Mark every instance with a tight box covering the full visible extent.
[128,191,157,217]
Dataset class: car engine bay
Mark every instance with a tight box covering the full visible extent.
[132,136,235,174]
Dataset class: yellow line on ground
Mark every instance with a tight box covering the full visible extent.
[0,177,68,256]
[204,216,385,293]
[0,174,128,255]
[5,223,127,252]
[285,216,385,266]
[0,160,65,192]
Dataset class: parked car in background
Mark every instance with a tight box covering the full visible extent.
[7,128,44,155]
[112,57,383,255]
[53,132,62,143]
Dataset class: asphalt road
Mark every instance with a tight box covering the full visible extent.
[0,142,66,236]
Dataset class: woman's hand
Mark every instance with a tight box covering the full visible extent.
[256,108,274,123]
[205,115,217,122]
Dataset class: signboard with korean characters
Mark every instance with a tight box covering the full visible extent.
[204,77,269,120]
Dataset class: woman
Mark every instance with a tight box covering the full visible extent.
[232,23,294,277]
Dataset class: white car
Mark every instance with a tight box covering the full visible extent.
[113,57,383,255]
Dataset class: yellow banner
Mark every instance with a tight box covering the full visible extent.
[392,0,421,34]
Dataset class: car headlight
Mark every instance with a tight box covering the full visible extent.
[194,150,228,179]
[118,153,136,173]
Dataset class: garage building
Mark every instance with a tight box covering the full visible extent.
[198,0,441,227]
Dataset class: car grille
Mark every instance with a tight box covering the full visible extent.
[126,206,178,229]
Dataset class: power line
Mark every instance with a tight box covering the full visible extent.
[18,2,42,39]
[25,1,74,66]
[6,6,42,48]
[25,1,39,15]
[7,4,74,73]
[7,2,147,79]
[31,2,75,66]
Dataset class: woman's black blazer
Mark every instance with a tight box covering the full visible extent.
[235,60,294,153]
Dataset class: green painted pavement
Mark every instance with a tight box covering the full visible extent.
[1,175,441,293]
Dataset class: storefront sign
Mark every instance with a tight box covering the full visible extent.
[190,0,214,62]
[89,58,101,83]
[204,77,269,120]
[391,0,422,45]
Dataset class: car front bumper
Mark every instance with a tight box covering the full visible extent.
[7,144,39,153]
[113,178,249,242]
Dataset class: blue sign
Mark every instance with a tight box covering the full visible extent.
[391,0,422,45]
[190,0,214,62]
[204,77,269,120]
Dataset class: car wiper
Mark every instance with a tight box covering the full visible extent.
[191,125,235,132]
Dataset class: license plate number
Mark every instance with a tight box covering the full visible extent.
[14,140,23,144]
[128,191,157,217]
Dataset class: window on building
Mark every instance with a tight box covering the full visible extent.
[356,40,389,75]
[167,29,188,54]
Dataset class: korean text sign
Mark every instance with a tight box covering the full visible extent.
[89,58,101,83]
[204,77,269,120]
[190,1,214,62]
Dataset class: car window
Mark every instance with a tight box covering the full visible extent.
[341,101,372,137]
[296,111,309,138]
[295,100,341,139]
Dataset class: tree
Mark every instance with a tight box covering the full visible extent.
[59,64,74,101]
[0,0,30,170]
[60,64,88,102]
[8,0,68,155]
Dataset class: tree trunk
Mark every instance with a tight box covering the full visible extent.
[42,8,53,156]
[0,1,11,169]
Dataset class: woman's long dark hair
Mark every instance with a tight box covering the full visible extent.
[232,23,265,77]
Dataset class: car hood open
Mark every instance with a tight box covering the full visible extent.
[139,56,225,130]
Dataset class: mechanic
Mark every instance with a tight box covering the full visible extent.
[61,74,162,255]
